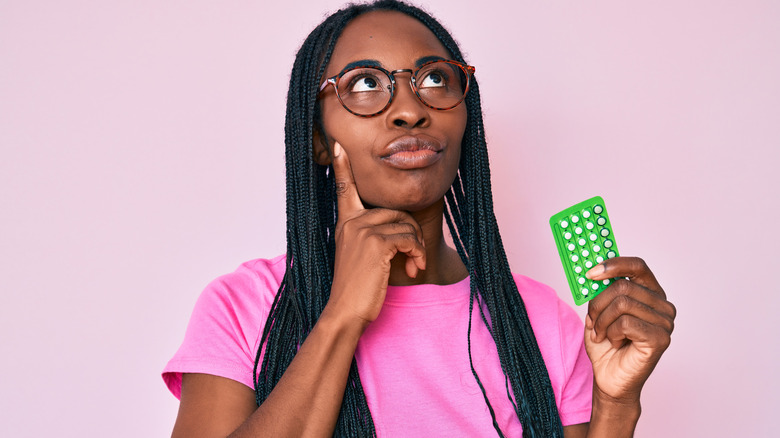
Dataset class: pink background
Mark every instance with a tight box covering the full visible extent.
[2,1,778,436]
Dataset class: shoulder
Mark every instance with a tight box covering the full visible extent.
[194,255,287,311]
[162,255,287,397]
[512,273,578,324]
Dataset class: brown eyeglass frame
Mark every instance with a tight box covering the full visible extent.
[318,59,476,118]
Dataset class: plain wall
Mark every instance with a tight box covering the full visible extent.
[1,1,778,436]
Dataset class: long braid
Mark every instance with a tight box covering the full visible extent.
[255,1,564,437]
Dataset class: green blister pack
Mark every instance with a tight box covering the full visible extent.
[550,196,620,305]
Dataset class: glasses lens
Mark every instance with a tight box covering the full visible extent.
[336,67,392,115]
[414,61,468,109]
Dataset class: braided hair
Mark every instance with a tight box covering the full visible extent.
[253,1,564,436]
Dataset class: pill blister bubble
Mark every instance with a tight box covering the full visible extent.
[575,227,583,235]
[589,233,598,241]
[578,277,586,285]
[564,232,572,240]
[593,244,601,252]
[571,215,579,223]
[592,283,599,290]
[594,205,603,214]
[567,243,576,251]
[578,238,586,246]
[596,256,604,263]
[574,265,583,274]
[560,220,569,228]
[600,228,610,237]
[604,239,613,248]
[607,251,616,258]
[597,217,606,226]
[582,288,589,296]
[582,210,591,218]
[571,254,579,262]
[586,222,594,230]
[585,260,593,268]
[603,279,611,285]
[582,249,590,257]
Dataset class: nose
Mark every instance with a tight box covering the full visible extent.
[386,71,430,129]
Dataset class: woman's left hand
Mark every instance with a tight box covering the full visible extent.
[583,256,676,404]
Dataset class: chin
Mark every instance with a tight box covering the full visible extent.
[364,193,444,213]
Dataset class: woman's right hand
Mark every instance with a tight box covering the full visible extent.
[326,141,427,326]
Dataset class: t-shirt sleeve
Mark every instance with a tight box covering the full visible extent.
[514,274,593,427]
[162,258,282,399]
[555,298,593,426]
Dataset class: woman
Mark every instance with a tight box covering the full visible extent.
[164,1,676,436]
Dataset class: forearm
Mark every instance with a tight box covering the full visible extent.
[585,389,641,438]
[229,307,367,438]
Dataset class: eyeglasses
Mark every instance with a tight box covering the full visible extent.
[319,59,475,117]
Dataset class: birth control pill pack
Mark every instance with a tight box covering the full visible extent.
[550,196,620,305]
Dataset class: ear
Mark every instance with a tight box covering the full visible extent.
[312,126,332,166]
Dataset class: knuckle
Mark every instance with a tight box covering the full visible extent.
[616,314,636,331]
[614,294,633,312]
[666,317,675,334]
[613,278,631,295]
[667,301,678,320]
[335,180,350,196]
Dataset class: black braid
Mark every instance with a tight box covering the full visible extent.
[254,1,564,437]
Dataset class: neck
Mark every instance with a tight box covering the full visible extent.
[388,198,468,286]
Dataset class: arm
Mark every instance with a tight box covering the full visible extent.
[172,306,367,438]
[170,142,426,437]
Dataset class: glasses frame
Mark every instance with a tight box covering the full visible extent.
[318,59,476,118]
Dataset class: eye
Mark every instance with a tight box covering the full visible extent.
[348,74,384,93]
[418,70,447,88]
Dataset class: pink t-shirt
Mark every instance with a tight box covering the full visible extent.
[163,255,593,435]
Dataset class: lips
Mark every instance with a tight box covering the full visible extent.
[379,135,444,169]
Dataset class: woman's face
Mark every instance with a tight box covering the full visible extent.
[317,10,467,212]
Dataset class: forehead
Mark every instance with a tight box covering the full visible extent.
[326,10,451,75]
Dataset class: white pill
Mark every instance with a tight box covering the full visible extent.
[586,222,594,230]
[604,240,613,248]
[600,228,610,237]
[582,288,589,296]
[578,277,586,285]
[596,256,604,263]
[567,243,576,251]
[583,210,591,218]
[585,261,593,268]
[607,251,616,258]
[593,245,601,252]
[560,220,569,228]
[603,279,611,285]
[574,266,583,273]
[597,217,606,226]
[571,215,579,223]
[592,283,599,290]
[575,227,583,234]
[571,255,579,262]
[582,249,590,257]
[564,232,572,239]
[589,233,598,241]
[578,238,586,246]
[594,205,603,214]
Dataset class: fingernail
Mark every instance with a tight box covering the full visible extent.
[585,264,605,279]
[333,142,341,157]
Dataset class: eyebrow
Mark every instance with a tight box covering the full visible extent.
[339,59,382,74]
[337,55,449,74]
[414,55,446,68]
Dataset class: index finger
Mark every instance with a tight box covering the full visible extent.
[331,141,364,217]
[586,256,665,299]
